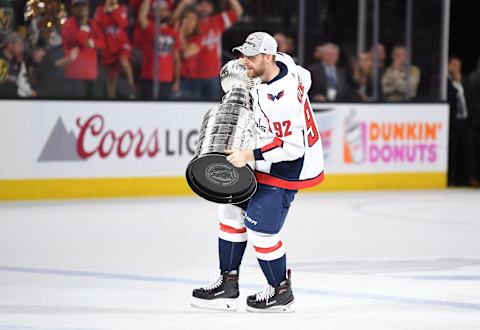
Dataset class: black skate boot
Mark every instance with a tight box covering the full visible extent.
[191,270,239,311]
[246,269,294,313]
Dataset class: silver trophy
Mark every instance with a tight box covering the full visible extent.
[186,60,259,204]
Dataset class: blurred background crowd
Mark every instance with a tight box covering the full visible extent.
[1,0,476,103]
[1,0,479,186]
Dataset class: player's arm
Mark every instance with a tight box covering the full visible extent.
[254,130,304,163]
[225,126,304,168]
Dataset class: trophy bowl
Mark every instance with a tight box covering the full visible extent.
[185,60,258,204]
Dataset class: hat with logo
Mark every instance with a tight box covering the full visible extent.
[232,31,278,57]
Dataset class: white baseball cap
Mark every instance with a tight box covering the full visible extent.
[232,32,278,56]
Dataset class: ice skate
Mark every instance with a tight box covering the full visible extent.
[191,270,240,311]
[246,269,294,313]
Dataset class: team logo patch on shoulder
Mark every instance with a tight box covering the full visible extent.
[267,90,285,101]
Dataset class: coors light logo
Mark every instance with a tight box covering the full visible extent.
[38,114,197,162]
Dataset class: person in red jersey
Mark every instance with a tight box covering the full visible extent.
[130,0,144,49]
[131,0,174,47]
[177,6,202,99]
[61,0,105,98]
[173,0,243,100]
[138,0,180,100]
[95,0,135,98]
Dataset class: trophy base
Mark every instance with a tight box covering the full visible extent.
[186,153,257,204]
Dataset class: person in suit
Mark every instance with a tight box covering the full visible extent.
[447,56,478,187]
[307,42,352,102]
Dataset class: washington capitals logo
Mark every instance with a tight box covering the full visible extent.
[267,90,285,101]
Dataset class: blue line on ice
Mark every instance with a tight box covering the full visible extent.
[0,265,479,311]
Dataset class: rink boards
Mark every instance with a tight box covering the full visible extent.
[0,101,449,200]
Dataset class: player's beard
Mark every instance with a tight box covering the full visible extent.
[247,63,265,79]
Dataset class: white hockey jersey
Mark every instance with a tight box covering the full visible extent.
[251,52,324,190]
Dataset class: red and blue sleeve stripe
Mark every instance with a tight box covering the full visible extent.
[254,137,284,160]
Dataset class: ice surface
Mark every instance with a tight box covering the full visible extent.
[1,189,479,330]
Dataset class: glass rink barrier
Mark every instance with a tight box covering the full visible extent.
[0,0,449,102]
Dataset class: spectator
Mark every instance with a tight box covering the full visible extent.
[371,42,387,73]
[29,42,80,97]
[130,0,145,48]
[138,0,180,100]
[308,42,352,102]
[177,6,202,100]
[351,51,378,101]
[274,32,297,62]
[447,56,478,187]
[174,0,243,100]
[0,32,35,98]
[22,0,70,97]
[274,33,287,52]
[381,45,420,101]
[61,0,105,98]
[95,0,136,98]
[128,0,148,93]
[285,36,296,55]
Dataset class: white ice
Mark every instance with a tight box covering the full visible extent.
[0,189,480,330]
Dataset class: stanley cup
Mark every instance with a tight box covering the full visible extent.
[185,60,259,204]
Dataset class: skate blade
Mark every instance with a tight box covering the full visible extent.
[246,301,295,313]
[191,297,239,312]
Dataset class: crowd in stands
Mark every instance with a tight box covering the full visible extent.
[0,0,444,103]
[0,0,243,100]
[0,0,432,101]
[307,42,421,102]
[0,0,477,109]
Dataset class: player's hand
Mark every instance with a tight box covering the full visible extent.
[225,149,254,168]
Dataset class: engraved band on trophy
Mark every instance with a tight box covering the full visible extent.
[185,60,259,204]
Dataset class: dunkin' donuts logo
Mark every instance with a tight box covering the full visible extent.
[38,114,197,162]
[343,111,443,165]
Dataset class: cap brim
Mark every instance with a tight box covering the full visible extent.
[232,45,260,57]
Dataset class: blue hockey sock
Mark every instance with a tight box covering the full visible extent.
[219,238,247,272]
[258,254,287,287]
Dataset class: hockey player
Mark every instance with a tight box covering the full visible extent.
[191,32,324,312]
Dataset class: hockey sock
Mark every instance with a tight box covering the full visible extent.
[257,254,287,287]
[219,238,247,272]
